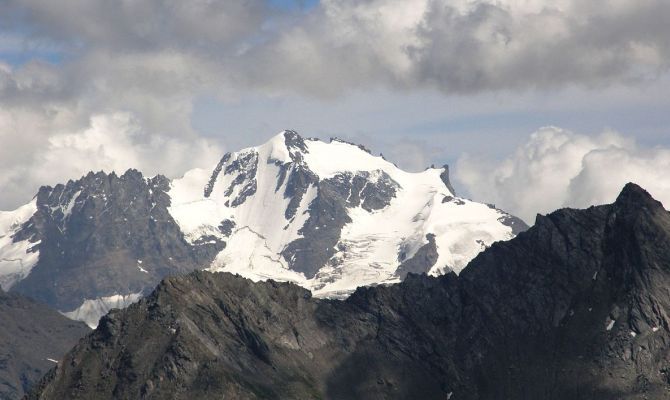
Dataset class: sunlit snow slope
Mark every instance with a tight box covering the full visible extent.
[169,131,526,297]
[0,200,39,290]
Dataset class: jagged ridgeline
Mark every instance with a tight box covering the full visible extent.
[0,130,525,327]
[27,184,670,400]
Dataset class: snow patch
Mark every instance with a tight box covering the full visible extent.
[62,292,143,328]
[0,200,39,290]
[209,227,308,285]
[62,189,82,219]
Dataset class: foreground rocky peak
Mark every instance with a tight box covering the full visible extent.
[29,184,670,399]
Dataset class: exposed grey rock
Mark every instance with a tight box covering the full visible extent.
[442,195,465,205]
[28,183,670,400]
[281,177,352,278]
[439,164,457,195]
[395,234,438,279]
[223,151,258,207]
[358,171,399,211]
[203,153,230,198]
[283,130,308,156]
[0,289,89,400]
[281,164,318,220]
[217,219,236,237]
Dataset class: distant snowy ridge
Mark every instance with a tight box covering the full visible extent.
[169,130,526,297]
[0,130,526,326]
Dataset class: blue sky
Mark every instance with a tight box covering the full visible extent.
[268,0,319,10]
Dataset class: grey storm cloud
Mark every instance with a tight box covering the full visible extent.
[3,0,670,98]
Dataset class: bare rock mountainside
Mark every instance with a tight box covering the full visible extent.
[0,289,89,400]
[28,184,670,399]
[0,130,524,327]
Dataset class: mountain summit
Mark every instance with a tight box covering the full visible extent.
[0,130,525,326]
[169,130,526,296]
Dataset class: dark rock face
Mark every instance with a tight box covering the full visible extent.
[440,164,457,195]
[28,183,670,400]
[10,169,221,312]
[0,289,89,400]
[280,163,318,220]
[217,219,236,237]
[203,153,230,198]
[223,151,258,207]
[284,130,308,155]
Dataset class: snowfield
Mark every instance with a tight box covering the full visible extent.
[0,200,39,290]
[169,131,519,297]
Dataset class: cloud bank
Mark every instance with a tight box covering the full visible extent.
[456,127,670,223]
[1,0,670,210]
[0,111,221,208]
[4,0,670,97]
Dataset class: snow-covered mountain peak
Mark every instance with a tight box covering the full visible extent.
[169,130,525,298]
[201,130,454,202]
[0,129,527,327]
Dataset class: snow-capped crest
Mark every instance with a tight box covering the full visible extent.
[0,129,527,326]
[169,130,526,298]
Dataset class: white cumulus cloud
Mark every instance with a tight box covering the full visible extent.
[455,126,670,223]
[0,112,222,209]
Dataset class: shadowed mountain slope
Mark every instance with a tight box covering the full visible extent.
[0,290,89,400]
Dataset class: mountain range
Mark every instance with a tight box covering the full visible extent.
[26,183,670,399]
[0,131,525,328]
